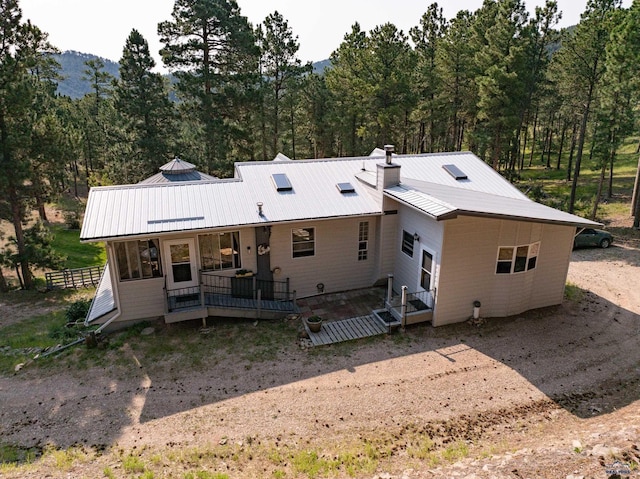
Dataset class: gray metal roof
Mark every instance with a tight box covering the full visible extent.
[389,178,600,227]
[138,157,218,184]
[81,151,598,241]
[85,263,115,324]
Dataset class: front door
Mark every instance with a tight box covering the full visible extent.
[164,239,198,290]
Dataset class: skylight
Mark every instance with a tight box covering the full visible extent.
[442,164,468,180]
[272,173,293,191]
[336,182,355,194]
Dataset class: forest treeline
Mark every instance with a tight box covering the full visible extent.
[1,0,640,289]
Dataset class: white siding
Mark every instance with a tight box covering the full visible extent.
[434,216,574,326]
[117,277,166,322]
[393,205,444,294]
[269,216,379,297]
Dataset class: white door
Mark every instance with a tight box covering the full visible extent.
[163,239,198,290]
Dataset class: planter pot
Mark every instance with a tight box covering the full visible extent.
[306,317,322,333]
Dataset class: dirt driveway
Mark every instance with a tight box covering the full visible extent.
[1,244,639,478]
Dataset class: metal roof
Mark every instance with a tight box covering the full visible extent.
[81,151,598,241]
[389,178,600,227]
[139,157,218,184]
[85,263,115,324]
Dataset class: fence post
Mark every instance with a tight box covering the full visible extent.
[401,285,408,330]
[257,288,262,319]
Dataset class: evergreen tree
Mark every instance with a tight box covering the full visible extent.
[410,2,447,153]
[158,0,259,175]
[550,0,621,213]
[113,29,174,183]
[0,0,59,289]
[256,11,310,159]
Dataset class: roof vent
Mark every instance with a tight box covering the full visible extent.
[442,164,468,180]
[336,182,355,194]
[272,173,293,191]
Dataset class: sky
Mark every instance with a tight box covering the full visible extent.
[19,0,633,71]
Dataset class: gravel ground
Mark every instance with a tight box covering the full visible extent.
[0,243,639,478]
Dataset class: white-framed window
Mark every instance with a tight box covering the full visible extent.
[199,231,241,271]
[292,227,315,258]
[401,230,414,257]
[358,221,369,261]
[420,250,433,290]
[496,242,540,274]
[114,239,162,281]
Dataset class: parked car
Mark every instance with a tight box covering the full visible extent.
[573,228,613,249]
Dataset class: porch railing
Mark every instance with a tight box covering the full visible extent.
[404,289,434,314]
[200,271,293,303]
[164,272,296,314]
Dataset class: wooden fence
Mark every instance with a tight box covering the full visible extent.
[45,265,104,290]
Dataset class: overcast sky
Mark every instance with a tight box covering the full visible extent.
[19,0,632,70]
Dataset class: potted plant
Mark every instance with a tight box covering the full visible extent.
[235,269,253,278]
[306,315,323,333]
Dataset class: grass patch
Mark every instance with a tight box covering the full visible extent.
[49,225,105,269]
[564,282,584,302]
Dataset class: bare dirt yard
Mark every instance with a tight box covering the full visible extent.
[1,240,639,478]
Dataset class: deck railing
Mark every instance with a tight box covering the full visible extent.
[164,272,295,314]
[200,272,292,302]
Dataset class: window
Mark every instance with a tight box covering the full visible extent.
[199,231,241,271]
[358,221,369,261]
[496,242,540,274]
[115,239,162,281]
[420,250,433,290]
[292,227,315,258]
[401,230,414,257]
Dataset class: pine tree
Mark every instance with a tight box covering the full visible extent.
[0,0,59,289]
[113,29,174,183]
[158,0,259,175]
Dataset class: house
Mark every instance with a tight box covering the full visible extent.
[80,148,599,331]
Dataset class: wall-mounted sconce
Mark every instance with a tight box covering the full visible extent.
[247,246,251,252]
[272,266,281,275]
[413,232,420,242]
[316,282,325,293]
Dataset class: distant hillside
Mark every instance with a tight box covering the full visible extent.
[53,51,332,99]
[53,51,120,99]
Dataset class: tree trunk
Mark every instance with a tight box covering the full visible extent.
[631,155,640,218]
[556,120,568,170]
[590,162,606,220]
[567,119,578,182]
[528,107,539,167]
[0,268,8,292]
[9,187,33,289]
[569,96,592,214]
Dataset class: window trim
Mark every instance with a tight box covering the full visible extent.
[420,249,433,290]
[198,231,242,272]
[358,221,369,261]
[292,227,315,258]
[401,230,414,257]
[114,238,162,282]
[496,242,540,275]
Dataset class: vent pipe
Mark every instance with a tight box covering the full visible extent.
[257,202,264,216]
[384,144,394,164]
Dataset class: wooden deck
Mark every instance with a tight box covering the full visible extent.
[305,314,389,346]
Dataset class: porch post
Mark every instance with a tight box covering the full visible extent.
[386,274,394,306]
[401,285,408,330]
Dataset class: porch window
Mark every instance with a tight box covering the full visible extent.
[401,230,414,257]
[114,239,162,281]
[292,227,315,258]
[496,242,540,274]
[358,221,369,261]
[199,231,241,271]
[420,250,433,290]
